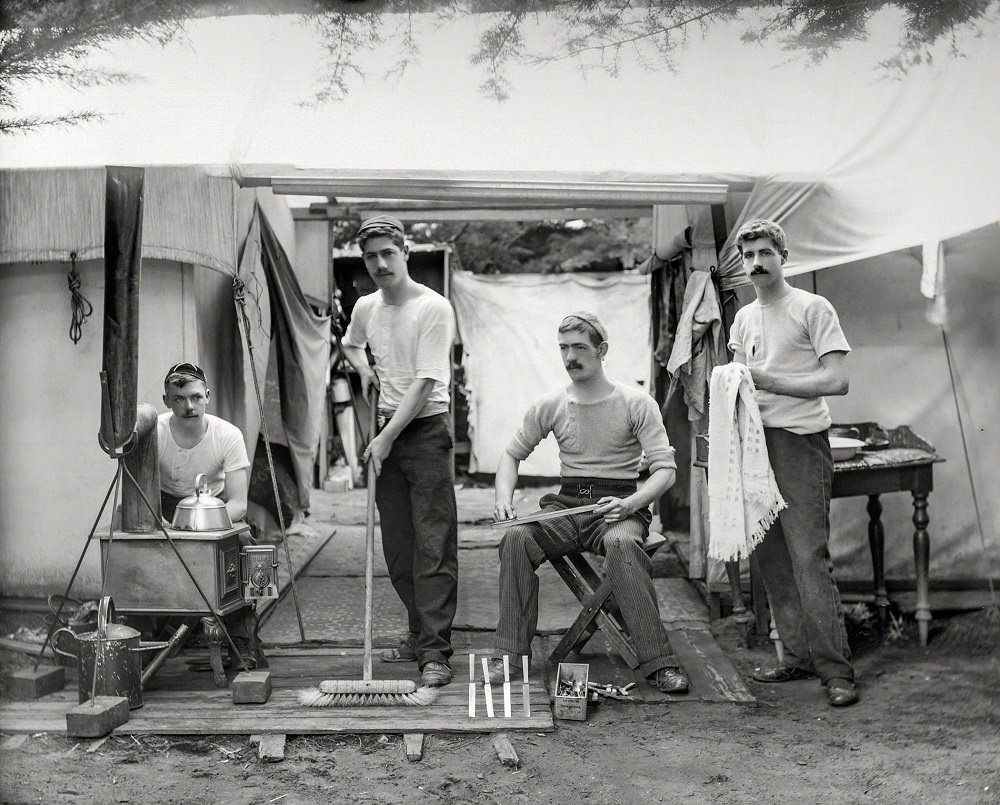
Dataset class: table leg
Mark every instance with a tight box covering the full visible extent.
[912,492,931,646]
[725,560,747,616]
[749,553,771,638]
[866,494,889,631]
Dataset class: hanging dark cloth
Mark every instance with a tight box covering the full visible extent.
[646,252,689,380]
[253,205,331,509]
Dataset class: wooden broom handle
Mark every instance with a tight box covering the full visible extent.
[363,387,378,682]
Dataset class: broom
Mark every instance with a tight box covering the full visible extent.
[299,387,438,707]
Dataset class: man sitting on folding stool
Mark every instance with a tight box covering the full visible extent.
[489,311,690,693]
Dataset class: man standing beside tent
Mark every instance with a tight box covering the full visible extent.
[729,219,858,707]
[341,215,459,688]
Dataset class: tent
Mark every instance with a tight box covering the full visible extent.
[0,165,330,597]
[1,8,997,589]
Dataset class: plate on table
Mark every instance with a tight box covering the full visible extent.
[830,436,866,461]
[862,437,890,451]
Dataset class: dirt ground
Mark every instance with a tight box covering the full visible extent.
[2,611,998,805]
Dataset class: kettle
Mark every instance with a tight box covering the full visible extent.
[171,473,233,531]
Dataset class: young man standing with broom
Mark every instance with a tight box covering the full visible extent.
[340,215,459,688]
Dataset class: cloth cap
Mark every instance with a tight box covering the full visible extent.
[357,215,405,241]
[560,311,608,343]
[164,362,206,385]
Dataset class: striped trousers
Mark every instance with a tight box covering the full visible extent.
[495,493,678,679]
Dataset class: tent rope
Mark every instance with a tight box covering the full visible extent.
[66,251,93,345]
[940,326,997,607]
[233,274,307,642]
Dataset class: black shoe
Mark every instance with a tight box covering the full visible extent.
[379,634,418,663]
[752,665,817,683]
[654,666,690,694]
[827,678,859,707]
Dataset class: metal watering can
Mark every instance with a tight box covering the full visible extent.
[52,596,168,709]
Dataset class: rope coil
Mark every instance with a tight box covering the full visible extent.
[67,251,93,345]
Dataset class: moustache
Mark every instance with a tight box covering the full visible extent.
[750,268,768,275]
[565,363,583,370]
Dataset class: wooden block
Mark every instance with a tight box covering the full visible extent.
[232,670,272,704]
[2,734,28,750]
[492,733,520,769]
[8,666,65,700]
[404,732,424,762]
[257,733,285,762]
[66,696,130,738]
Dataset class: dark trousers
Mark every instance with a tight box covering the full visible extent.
[757,428,854,683]
[374,413,458,668]
[496,488,678,679]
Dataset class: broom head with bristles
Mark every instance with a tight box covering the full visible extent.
[298,679,439,707]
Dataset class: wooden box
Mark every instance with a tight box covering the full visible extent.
[553,662,589,721]
[98,525,250,616]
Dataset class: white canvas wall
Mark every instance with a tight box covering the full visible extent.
[451,271,652,477]
[0,258,197,596]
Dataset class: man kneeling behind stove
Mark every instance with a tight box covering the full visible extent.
[488,311,690,694]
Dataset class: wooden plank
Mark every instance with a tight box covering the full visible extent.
[492,733,520,768]
[666,630,755,704]
[488,504,599,528]
[653,578,711,624]
[2,734,28,750]
[0,644,556,736]
[403,732,424,761]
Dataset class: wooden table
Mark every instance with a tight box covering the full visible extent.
[703,425,944,647]
[830,431,943,646]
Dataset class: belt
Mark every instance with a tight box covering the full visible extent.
[559,477,638,499]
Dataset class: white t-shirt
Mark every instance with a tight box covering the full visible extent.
[343,286,455,418]
[729,287,850,435]
[157,413,251,497]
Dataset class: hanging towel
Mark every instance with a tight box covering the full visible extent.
[707,363,786,561]
[666,270,726,421]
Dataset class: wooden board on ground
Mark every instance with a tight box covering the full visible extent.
[256,525,337,623]
[540,630,754,705]
[0,645,553,736]
[653,578,712,629]
[492,733,520,768]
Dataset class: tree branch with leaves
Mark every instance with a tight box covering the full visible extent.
[0,0,190,135]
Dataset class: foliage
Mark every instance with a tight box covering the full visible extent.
[443,218,654,274]
[2,0,997,133]
[331,214,652,273]
[0,0,190,134]
[290,1,1000,103]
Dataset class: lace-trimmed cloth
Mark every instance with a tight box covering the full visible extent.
[707,364,786,561]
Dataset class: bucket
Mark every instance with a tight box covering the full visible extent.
[52,597,167,709]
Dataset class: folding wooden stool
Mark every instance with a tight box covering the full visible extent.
[547,532,667,669]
